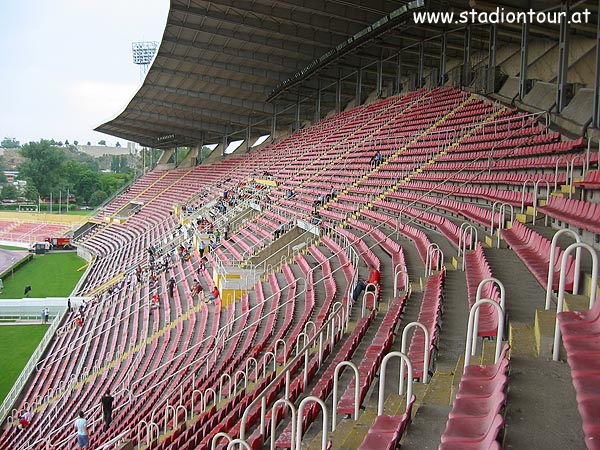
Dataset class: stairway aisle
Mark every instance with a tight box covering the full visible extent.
[399,264,470,450]
[502,355,585,450]
[482,245,546,325]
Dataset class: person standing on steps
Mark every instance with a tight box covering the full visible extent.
[74,410,90,449]
[167,277,176,298]
[101,391,114,431]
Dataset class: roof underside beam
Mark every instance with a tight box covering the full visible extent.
[166,17,317,60]
[146,66,272,97]
[157,53,284,83]
[148,83,274,114]
[161,35,302,72]
[170,3,341,48]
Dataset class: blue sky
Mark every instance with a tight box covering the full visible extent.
[0,0,168,147]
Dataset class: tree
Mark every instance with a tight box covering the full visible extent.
[23,183,39,201]
[87,141,91,146]
[1,184,18,200]
[73,140,79,146]
[75,171,100,203]
[89,190,107,206]
[98,140,106,146]
[65,139,70,146]
[1,138,19,148]
[19,140,66,198]
[99,172,130,194]
[115,141,121,148]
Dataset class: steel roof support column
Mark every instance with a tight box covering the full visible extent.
[246,119,251,153]
[336,71,342,113]
[271,106,277,143]
[462,25,472,87]
[439,32,447,87]
[487,24,497,93]
[593,0,600,127]
[315,79,322,122]
[519,21,529,100]
[556,0,571,113]
[295,97,301,131]
[355,68,363,106]
[418,42,424,89]
[222,127,228,157]
[376,58,383,96]
[395,52,402,94]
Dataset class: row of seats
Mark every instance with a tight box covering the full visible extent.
[557,299,600,450]
[439,344,510,450]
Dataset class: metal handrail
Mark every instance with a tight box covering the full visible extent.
[553,242,598,361]
[544,229,582,310]
[471,278,506,356]
[400,322,430,383]
[332,361,360,431]
[296,397,328,450]
[378,351,413,415]
[464,299,505,368]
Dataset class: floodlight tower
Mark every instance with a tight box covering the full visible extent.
[132,41,158,80]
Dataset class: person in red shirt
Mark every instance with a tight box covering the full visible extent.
[352,264,380,302]
[208,286,220,304]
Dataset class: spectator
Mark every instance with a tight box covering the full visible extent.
[352,264,381,302]
[190,279,204,299]
[198,240,206,258]
[101,391,114,431]
[167,278,176,298]
[311,212,322,226]
[0,278,3,293]
[223,224,230,241]
[18,410,33,429]
[67,298,72,313]
[74,411,90,449]
[273,222,285,239]
[371,150,382,167]
[208,286,220,303]
[44,307,49,324]
[151,292,160,309]
[24,285,31,297]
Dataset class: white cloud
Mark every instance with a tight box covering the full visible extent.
[66,80,139,122]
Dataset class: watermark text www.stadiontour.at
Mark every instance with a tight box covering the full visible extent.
[413,7,592,25]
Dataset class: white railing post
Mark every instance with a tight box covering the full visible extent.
[472,278,506,355]
[400,322,430,383]
[544,229,582,310]
[296,397,328,450]
[378,351,413,415]
[464,299,505,369]
[533,179,550,225]
[332,361,360,431]
[521,179,534,214]
[553,243,598,361]
[270,399,297,450]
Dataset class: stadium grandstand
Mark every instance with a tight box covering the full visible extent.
[2,1,600,449]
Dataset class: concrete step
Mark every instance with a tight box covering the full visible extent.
[534,308,558,359]
[509,323,537,357]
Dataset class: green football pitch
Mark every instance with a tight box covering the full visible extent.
[0,252,86,299]
[0,325,49,403]
[0,252,86,404]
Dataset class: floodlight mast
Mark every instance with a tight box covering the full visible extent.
[132,41,158,80]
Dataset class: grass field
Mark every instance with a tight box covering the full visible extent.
[0,325,48,403]
[0,245,27,251]
[0,252,86,298]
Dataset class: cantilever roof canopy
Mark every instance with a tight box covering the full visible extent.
[96,0,598,149]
